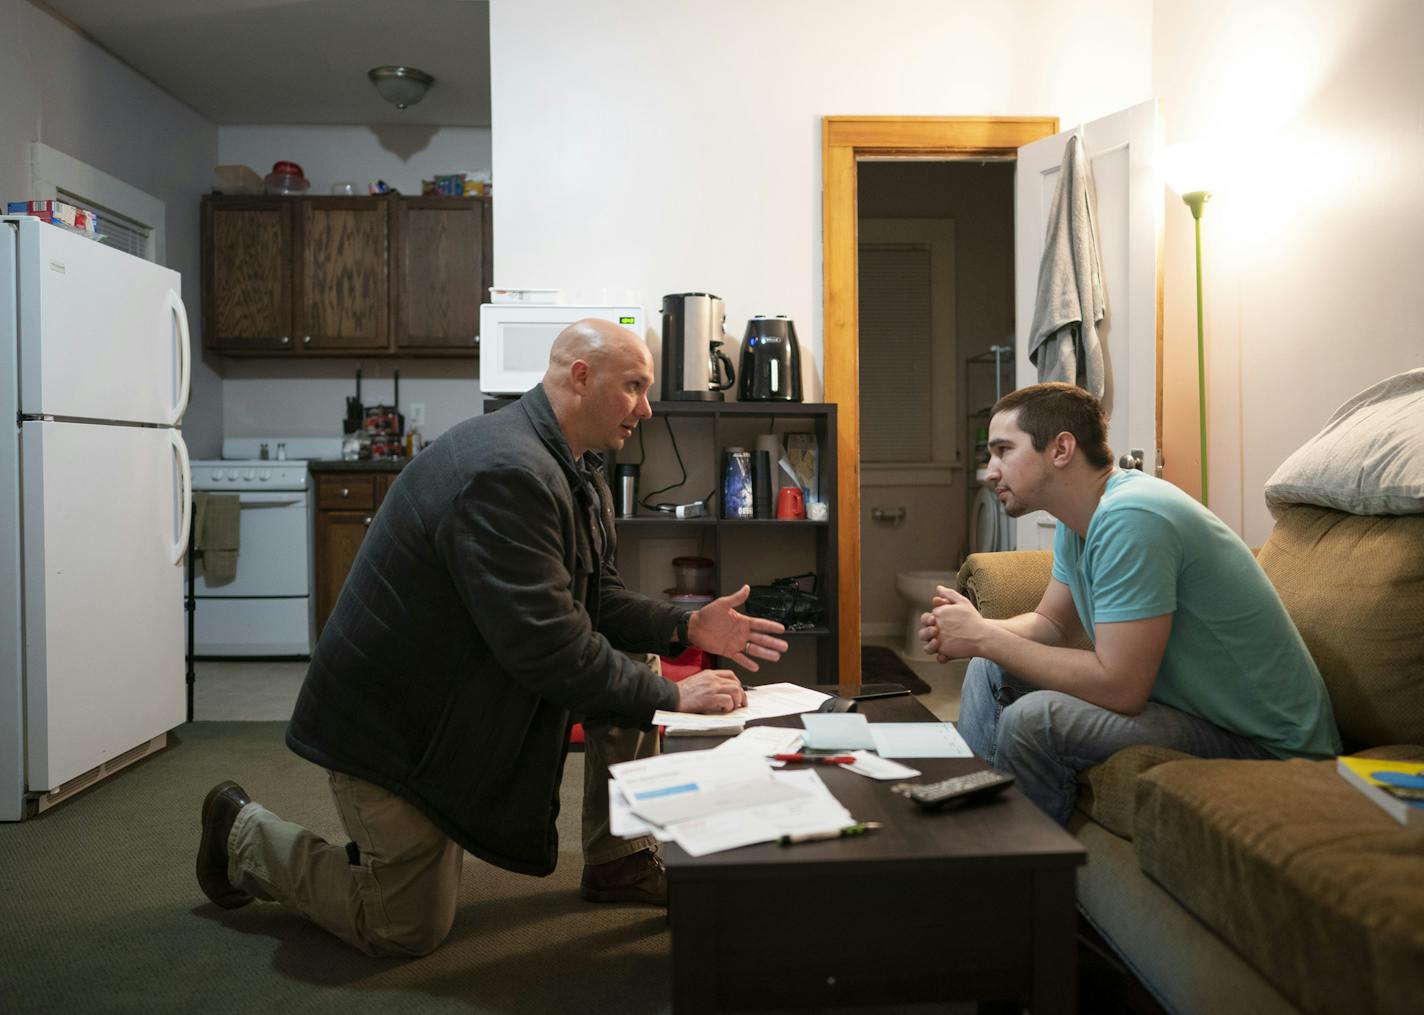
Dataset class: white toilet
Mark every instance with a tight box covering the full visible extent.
[894,569,957,659]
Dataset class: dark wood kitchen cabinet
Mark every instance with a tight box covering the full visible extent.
[202,194,491,359]
[202,198,294,351]
[394,197,489,352]
[297,198,390,351]
[313,471,397,634]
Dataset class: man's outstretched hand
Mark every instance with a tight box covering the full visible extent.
[675,669,748,714]
[687,585,790,671]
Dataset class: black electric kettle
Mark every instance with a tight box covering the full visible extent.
[738,316,802,401]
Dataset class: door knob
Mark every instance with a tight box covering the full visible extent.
[1118,449,1145,471]
[871,506,906,527]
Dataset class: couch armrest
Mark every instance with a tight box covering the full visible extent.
[956,550,1055,620]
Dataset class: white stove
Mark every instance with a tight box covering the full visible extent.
[189,437,340,657]
[191,460,310,492]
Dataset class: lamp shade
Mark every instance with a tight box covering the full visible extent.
[368,66,434,110]
[1162,142,1216,197]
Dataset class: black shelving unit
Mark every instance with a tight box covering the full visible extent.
[483,397,840,684]
[618,401,839,685]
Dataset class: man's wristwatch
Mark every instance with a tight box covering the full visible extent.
[674,611,692,648]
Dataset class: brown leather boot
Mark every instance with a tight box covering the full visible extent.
[196,781,254,909]
[579,848,667,905]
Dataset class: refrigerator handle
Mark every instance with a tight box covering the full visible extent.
[167,289,192,426]
[170,429,193,565]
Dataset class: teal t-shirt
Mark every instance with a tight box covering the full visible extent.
[1051,470,1340,759]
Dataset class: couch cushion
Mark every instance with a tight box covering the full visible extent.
[1257,506,1424,748]
[1134,755,1424,1015]
[1076,744,1194,839]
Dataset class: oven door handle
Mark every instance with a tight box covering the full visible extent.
[236,494,308,507]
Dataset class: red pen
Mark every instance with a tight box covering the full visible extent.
[773,754,855,765]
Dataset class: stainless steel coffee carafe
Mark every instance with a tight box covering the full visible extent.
[661,293,735,401]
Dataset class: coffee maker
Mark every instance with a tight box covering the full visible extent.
[737,315,803,402]
[661,293,735,401]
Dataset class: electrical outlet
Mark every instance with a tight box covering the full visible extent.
[407,402,426,426]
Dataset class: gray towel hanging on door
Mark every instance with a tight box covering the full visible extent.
[1028,134,1107,397]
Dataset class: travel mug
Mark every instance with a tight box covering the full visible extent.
[615,464,639,518]
[752,450,773,518]
[722,449,754,519]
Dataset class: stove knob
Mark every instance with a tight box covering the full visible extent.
[259,470,271,481]
[214,469,227,481]
[243,469,256,481]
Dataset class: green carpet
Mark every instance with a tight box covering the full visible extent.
[0,723,673,1014]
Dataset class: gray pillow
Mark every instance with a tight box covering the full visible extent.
[1264,368,1424,517]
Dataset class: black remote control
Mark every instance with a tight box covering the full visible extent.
[906,769,1015,810]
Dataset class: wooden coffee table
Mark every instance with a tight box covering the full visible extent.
[663,693,1086,1013]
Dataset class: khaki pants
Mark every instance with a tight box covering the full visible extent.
[227,723,659,958]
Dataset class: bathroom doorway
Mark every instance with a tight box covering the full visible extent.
[856,162,1015,668]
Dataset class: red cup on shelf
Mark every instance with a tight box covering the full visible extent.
[776,486,806,519]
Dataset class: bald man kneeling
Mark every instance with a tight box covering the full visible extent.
[193,319,789,958]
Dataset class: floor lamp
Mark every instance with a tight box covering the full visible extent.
[1182,190,1212,506]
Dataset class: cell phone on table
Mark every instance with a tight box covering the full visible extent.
[835,682,911,701]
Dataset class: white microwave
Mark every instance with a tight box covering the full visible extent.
[479,303,646,395]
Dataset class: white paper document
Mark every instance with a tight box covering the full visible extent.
[669,771,854,857]
[653,682,831,732]
[868,722,973,758]
[607,780,667,840]
[609,750,812,828]
[710,726,803,758]
[843,750,922,780]
[799,712,876,750]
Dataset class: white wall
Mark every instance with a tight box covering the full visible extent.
[0,1,221,455]
[217,124,491,197]
[490,0,1154,401]
[1155,0,1424,544]
[221,359,478,442]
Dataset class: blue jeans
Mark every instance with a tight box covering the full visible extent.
[957,658,1274,824]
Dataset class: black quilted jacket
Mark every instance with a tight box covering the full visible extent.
[286,385,682,875]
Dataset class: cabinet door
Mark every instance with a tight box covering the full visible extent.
[298,198,390,351]
[394,198,484,352]
[203,199,294,351]
[314,509,375,634]
[375,472,397,507]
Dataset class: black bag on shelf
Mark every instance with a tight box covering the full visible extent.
[745,572,823,631]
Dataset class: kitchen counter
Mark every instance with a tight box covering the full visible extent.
[309,458,409,473]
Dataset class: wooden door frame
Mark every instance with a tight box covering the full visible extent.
[821,116,1059,676]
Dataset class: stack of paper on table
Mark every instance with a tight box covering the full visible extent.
[653,682,831,733]
[608,732,854,856]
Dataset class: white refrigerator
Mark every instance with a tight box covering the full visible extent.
[1,216,192,821]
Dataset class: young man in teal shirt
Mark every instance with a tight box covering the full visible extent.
[921,383,1339,824]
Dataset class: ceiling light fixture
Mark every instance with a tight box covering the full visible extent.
[368,66,434,110]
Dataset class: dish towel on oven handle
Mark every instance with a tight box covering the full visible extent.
[193,491,241,585]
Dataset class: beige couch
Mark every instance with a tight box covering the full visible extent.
[956,504,1424,1015]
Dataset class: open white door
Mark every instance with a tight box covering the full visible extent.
[1013,99,1161,550]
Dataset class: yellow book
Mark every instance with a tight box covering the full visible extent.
[1336,756,1424,827]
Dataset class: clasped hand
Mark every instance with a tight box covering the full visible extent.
[918,584,987,663]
